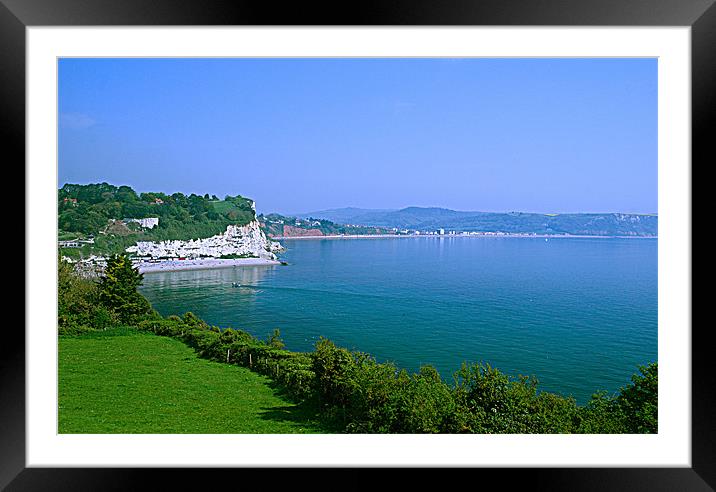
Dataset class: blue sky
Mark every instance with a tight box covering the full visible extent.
[58,58,657,214]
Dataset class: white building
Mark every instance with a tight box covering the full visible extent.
[126,220,284,261]
[125,217,160,229]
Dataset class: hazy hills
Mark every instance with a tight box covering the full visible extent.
[296,207,658,236]
[293,207,397,224]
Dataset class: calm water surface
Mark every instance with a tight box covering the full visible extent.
[140,236,657,403]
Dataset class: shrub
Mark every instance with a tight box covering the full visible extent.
[342,354,401,432]
[528,391,579,433]
[58,256,122,334]
[90,305,119,331]
[98,254,152,323]
[137,318,188,337]
[311,338,358,412]
[387,366,455,433]
[617,362,658,433]
[58,322,96,336]
[182,311,209,329]
[452,362,512,433]
[450,362,580,433]
[576,391,627,433]
[267,328,285,350]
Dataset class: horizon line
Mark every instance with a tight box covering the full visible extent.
[264,206,659,217]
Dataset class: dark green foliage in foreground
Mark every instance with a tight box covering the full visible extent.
[309,339,580,433]
[309,338,451,432]
[58,253,152,334]
[98,254,152,323]
[449,363,580,433]
[58,261,657,434]
[307,337,657,434]
[58,255,118,334]
[618,362,658,433]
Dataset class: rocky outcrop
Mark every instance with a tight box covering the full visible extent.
[126,220,284,260]
[281,225,324,237]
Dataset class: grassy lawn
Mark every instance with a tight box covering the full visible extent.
[59,328,331,433]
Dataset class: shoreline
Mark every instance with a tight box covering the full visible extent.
[273,233,657,240]
[137,257,281,274]
[131,234,656,273]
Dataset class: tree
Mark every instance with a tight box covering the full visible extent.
[618,362,658,433]
[98,254,151,323]
[58,255,120,333]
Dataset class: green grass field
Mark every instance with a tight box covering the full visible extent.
[59,328,331,433]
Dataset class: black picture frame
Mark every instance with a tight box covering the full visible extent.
[5,0,710,489]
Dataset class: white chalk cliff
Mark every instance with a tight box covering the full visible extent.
[126,220,284,260]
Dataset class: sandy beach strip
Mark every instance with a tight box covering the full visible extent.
[137,257,281,274]
[273,234,406,240]
[272,234,540,240]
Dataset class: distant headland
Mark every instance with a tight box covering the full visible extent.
[58,183,657,275]
[264,207,657,238]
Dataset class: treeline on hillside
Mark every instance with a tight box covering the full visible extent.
[58,254,657,434]
[58,183,256,256]
[259,213,391,237]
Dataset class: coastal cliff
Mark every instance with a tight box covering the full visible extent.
[126,219,284,260]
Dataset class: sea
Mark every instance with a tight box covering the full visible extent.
[139,236,657,404]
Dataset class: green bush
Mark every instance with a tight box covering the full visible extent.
[311,338,358,411]
[267,328,286,350]
[451,362,513,433]
[59,256,121,334]
[182,311,209,329]
[449,362,581,434]
[576,391,627,433]
[90,306,119,331]
[58,322,96,336]
[527,391,579,434]
[389,366,456,433]
[342,354,402,432]
[98,254,152,323]
[618,362,658,433]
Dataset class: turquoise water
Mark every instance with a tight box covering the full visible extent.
[139,236,657,403]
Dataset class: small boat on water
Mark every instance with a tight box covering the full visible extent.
[231,282,241,287]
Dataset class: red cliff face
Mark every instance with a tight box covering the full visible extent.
[281,225,324,237]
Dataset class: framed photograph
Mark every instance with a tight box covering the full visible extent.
[7,0,711,488]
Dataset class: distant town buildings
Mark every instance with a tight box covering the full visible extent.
[58,237,95,248]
